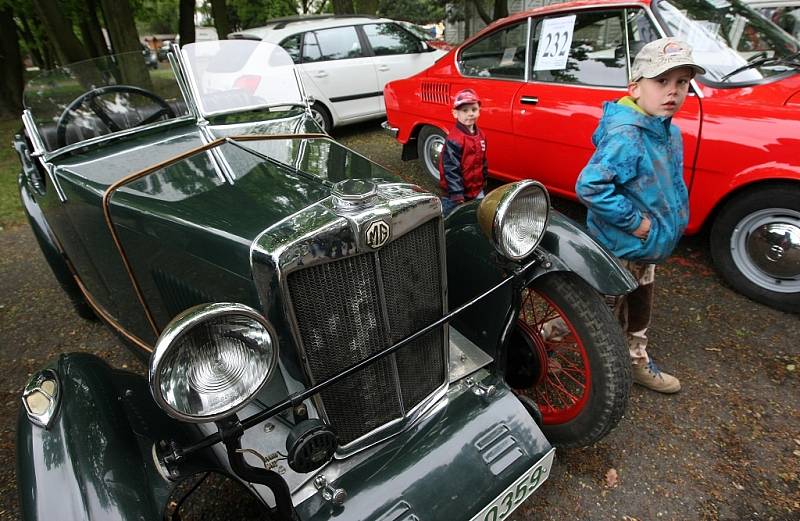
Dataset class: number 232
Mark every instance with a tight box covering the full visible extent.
[541,31,569,58]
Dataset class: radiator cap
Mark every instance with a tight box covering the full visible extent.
[331,179,377,209]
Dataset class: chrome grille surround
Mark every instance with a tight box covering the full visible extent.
[251,183,448,455]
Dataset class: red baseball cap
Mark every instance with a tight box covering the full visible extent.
[453,89,481,109]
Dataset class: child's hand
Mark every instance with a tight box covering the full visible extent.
[633,216,651,240]
[450,195,465,204]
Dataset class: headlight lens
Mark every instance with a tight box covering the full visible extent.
[149,303,278,423]
[477,181,550,260]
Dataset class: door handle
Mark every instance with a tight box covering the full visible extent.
[377,65,390,72]
[520,96,539,105]
[314,71,328,78]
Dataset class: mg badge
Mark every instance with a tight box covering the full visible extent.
[365,220,390,249]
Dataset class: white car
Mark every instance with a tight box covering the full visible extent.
[230,15,446,132]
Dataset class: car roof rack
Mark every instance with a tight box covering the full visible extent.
[265,14,380,30]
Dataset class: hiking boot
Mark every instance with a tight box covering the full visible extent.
[632,359,681,394]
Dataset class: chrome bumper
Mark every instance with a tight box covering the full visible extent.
[381,120,399,138]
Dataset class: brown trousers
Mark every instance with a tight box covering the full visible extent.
[607,260,656,366]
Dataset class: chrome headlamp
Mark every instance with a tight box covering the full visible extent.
[149,303,279,423]
[477,180,550,260]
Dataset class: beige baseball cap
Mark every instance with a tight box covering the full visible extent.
[630,38,706,82]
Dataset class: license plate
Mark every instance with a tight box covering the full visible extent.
[469,448,556,521]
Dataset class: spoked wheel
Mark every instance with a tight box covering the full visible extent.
[506,272,631,448]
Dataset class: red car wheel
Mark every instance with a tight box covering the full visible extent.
[506,272,631,447]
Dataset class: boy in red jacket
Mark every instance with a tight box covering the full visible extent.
[438,89,488,215]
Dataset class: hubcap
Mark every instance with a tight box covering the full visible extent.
[512,289,592,425]
[311,109,327,133]
[422,133,444,182]
[732,208,800,293]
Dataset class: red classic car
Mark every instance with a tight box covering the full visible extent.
[384,0,800,313]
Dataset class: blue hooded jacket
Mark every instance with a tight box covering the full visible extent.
[575,98,689,263]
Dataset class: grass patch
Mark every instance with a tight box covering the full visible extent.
[0,119,23,229]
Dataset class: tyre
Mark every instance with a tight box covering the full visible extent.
[710,185,800,313]
[309,102,332,134]
[416,125,445,182]
[505,272,630,448]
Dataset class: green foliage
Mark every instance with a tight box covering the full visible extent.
[226,0,297,31]
[0,119,23,228]
[134,0,180,34]
[377,0,445,24]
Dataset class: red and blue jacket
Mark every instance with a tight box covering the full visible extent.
[438,122,488,201]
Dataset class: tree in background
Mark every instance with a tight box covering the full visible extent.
[0,2,23,118]
[355,0,378,15]
[136,0,179,35]
[469,0,507,25]
[332,0,354,15]
[99,0,152,87]
[31,0,91,65]
[179,0,195,44]
[78,0,107,58]
[209,0,230,39]
[225,0,296,31]
[378,0,444,24]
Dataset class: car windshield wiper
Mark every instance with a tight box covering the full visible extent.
[720,51,800,82]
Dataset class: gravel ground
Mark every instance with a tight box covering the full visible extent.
[0,121,798,521]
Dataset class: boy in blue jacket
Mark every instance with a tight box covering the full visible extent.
[575,38,704,394]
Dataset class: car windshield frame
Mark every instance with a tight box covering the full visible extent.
[652,0,799,85]
[22,50,193,156]
[179,40,307,117]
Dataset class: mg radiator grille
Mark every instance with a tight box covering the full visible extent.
[287,219,445,446]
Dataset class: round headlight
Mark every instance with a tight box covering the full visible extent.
[477,181,550,260]
[149,303,279,423]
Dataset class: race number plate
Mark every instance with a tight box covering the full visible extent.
[469,448,556,521]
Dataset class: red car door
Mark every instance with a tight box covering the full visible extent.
[511,7,701,199]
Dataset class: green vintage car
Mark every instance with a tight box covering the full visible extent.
[13,40,635,520]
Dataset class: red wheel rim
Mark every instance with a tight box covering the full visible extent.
[515,288,592,424]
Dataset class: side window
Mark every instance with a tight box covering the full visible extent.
[626,8,660,62]
[280,33,302,64]
[531,10,627,87]
[458,20,528,80]
[363,23,422,55]
[301,26,363,63]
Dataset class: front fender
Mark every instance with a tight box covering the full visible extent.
[444,203,635,357]
[16,353,207,521]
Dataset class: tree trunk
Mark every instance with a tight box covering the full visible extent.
[98,0,152,88]
[355,0,379,15]
[179,0,196,45]
[0,5,23,118]
[210,0,230,40]
[332,0,355,15]
[79,0,108,58]
[17,16,44,69]
[469,0,492,25]
[493,0,508,21]
[32,0,91,65]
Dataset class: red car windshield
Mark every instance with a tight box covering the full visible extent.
[656,0,799,83]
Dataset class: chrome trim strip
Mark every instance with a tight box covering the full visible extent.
[22,110,45,157]
[41,117,196,162]
[45,163,67,203]
[624,8,632,80]
[525,16,532,82]
[168,46,201,119]
[22,110,66,201]
[380,120,399,138]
